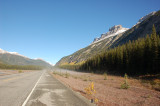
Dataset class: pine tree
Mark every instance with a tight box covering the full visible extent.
[150,25,158,73]
[144,34,152,73]
[157,35,160,72]
[78,25,159,75]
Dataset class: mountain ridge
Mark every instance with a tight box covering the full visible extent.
[0,48,53,67]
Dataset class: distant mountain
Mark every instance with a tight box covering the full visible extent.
[0,48,52,67]
[56,10,160,66]
[56,25,128,66]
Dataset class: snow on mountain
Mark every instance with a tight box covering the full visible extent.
[0,48,54,66]
[0,48,7,54]
[91,11,157,45]
[91,25,129,44]
[0,48,29,58]
[34,58,45,61]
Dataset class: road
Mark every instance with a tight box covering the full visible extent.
[0,70,44,106]
[0,70,93,106]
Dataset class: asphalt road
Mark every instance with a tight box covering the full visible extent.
[25,71,93,106]
[0,70,93,106]
[0,70,44,106]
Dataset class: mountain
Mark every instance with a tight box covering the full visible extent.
[133,11,156,27]
[110,11,160,48]
[92,25,129,44]
[0,48,52,67]
[56,25,129,66]
[56,10,160,66]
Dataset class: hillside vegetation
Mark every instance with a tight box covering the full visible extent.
[0,62,43,70]
[60,25,160,76]
[0,52,52,68]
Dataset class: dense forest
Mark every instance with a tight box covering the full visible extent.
[60,25,160,76]
[0,63,43,70]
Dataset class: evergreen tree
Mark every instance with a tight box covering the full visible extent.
[150,25,158,73]
[77,25,160,76]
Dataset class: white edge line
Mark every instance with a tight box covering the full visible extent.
[22,71,45,106]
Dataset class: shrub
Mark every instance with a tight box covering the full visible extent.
[84,82,98,103]
[121,73,130,89]
[53,71,57,75]
[103,72,107,80]
[65,71,69,78]
[59,71,63,76]
[18,70,23,73]
[73,76,78,79]
[83,78,88,81]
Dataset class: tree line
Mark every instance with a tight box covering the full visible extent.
[0,63,43,70]
[79,25,160,75]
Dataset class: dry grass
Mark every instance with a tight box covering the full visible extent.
[139,74,160,91]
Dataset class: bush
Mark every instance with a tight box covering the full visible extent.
[84,82,98,103]
[103,72,107,80]
[18,70,23,73]
[121,73,130,89]
[53,70,57,75]
[65,71,69,78]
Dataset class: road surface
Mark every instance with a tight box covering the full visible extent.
[0,70,43,106]
[0,70,93,106]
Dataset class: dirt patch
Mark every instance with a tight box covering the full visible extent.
[51,70,160,106]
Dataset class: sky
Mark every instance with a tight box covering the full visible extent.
[0,0,160,65]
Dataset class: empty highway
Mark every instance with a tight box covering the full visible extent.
[0,70,93,106]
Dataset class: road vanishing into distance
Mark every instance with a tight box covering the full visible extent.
[0,70,93,106]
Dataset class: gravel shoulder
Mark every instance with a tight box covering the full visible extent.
[52,68,160,106]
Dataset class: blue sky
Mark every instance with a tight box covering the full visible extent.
[0,0,160,65]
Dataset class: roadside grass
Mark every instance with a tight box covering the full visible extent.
[59,71,63,77]
[83,77,88,81]
[72,75,78,79]
[140,74,160,91]
[80,75,92,82]
[52,69,160,91]
[65,71,69,78]
[53,70,57,75]
[52,70,70,78]
[18,70,23,73]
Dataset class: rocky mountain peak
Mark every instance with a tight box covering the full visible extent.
[0,48,7,53]
[109,25,123,33]
[92,25,128,44]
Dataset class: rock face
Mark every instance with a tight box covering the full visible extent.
[138,11,156,23]
[133,11,156,27]
[109,25,123,33]
[92,25,128,44]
